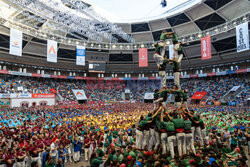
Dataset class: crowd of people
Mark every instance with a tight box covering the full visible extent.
[0,103,248,167]
[0,76,248,105]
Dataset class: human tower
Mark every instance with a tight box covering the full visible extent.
[136,31,206,159]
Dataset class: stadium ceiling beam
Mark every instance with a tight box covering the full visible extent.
[183,11,201,32]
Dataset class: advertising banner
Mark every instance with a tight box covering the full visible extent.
[201,36,211,60]
[9,28,22,56]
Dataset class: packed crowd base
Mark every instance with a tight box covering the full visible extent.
[0,103,249,167]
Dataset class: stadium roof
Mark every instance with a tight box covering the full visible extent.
[0,0,249,43]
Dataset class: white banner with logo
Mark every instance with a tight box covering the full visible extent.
[236,22,249,52]
[9,28,22,56]
[10,93,32,98]
[76,46,85,66]
[144,93,154,100]
[72,89,87,100]
[47,40,57,62]
[169,44,174,59]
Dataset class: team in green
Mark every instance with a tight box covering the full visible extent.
[136,30,206,159]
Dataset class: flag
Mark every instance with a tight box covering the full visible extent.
[76,46,85,66]
[169,44,174,59]
[236,22,249,52]
[201,36,211,60]
[47,40,57,62]
[9,28,22,56]
[139,48,148,67]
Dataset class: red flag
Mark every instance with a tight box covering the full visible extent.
[139,48,148,67]
[201,36,211,60]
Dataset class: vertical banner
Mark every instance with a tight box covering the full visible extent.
[139,48,148,67]
[76,46,85,66]
[47,40,57,62]
[236,22,249,52]
[169,44,174,59]
[9,28,22,56]
[201,36,211,60]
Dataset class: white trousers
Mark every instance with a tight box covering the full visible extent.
[148,128,155,151]
[16,161,25,167]
[177,54,183,63]
[185,133,196,155]
[195,127,204,146]
[153,53,164,66]
[159,71,166,88]
[159,41,166,58]
[174,72,180,89]
[167,135,176,159]
[73,151,80,162]
[161,133,168,155]
[154,131,161,151]
[201,129,208,145]
[67,145,72,162]
[176,133,186,156]
[84,148,90,161]
[191,127,195,139]
[31,156,41,167]
[136,129,143,149]
[142,130,150,150]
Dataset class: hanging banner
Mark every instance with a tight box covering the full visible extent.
[169,44,174,59]
[139,48,148,67]
[201,36,211,60]
[76,46,85,66]
[47,40,57,62]
[236,22,249,52]
[9,28,22,56]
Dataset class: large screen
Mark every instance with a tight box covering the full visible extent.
[88,61,106,73]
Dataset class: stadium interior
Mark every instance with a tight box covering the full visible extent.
[0,0,249,167]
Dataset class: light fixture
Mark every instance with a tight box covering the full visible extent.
[112,45,116,48]
[198,34,202,38]
[140,44,144,48]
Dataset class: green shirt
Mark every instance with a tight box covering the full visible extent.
[138,120,148,129]
[154,45,162,54]
[97,148,105,158]
[112,131,118,138]
[184,119,192,131]
[91,157,103,167]
[160,32,169,41]
[181,91,188,100]
[162,121,175,132]
[171,60,180,72]
[172,117,184,129]
[160,89,170,101]
[118,154,124,163]
[172,90,182,102]
[170,33,178,43]
[159,59,170,71]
